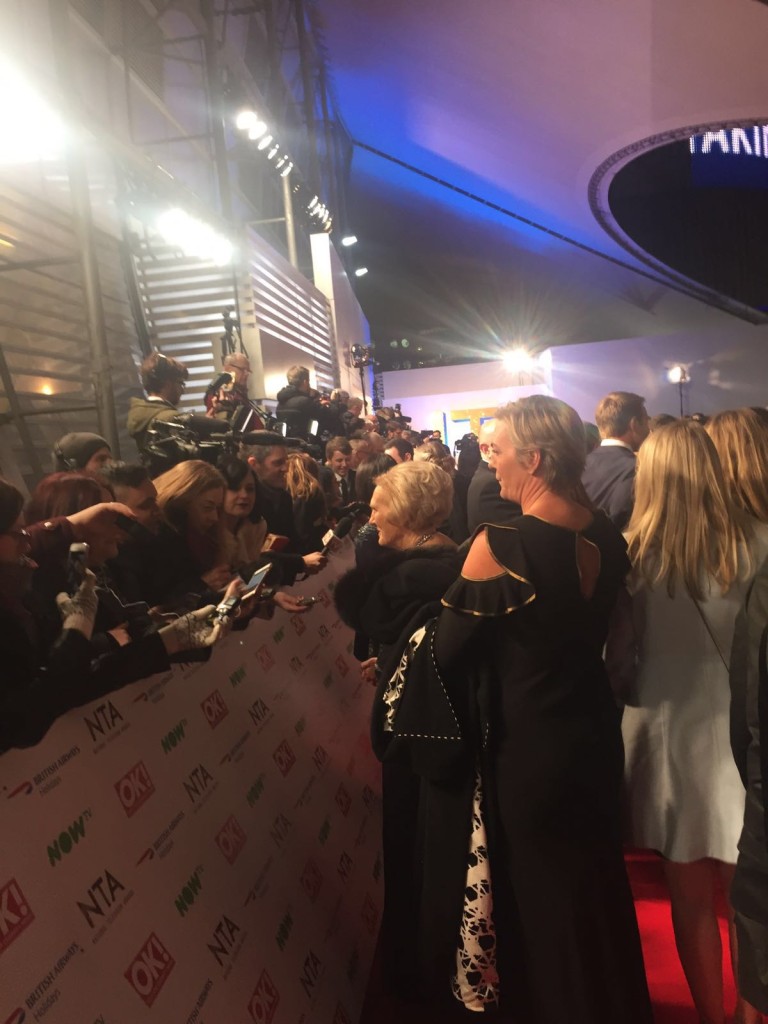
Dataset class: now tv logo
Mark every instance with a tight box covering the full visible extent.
[0,879,34,954]
[125,933,175,1007]
[215,816,246,865]
[47,810,90,867]
[200,690,228,729]
[115,762,155,817]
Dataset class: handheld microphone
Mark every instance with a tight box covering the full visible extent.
[321,515,355,555]
[205,371,233,395]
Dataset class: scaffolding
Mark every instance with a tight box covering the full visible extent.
[0,0,354,482]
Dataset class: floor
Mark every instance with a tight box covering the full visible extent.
[359,851,737,1023]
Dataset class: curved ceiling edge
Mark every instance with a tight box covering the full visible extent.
[587,120,768,325]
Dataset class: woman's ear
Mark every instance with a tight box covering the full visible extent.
[522,448,542,475]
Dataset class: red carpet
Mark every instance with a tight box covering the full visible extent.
[360,850,734,1023]
[627,850,734,1024]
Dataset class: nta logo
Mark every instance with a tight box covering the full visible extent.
[0,879,34,954]
[48,810,91,867]
[115,762,155,817]
[125,933,175,1007]
[84,700,123,742]
[207,915,241,966]
[77,870,126,929]
[183,763,214,803]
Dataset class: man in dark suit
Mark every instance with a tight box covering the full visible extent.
[318,437,355,508]
[466,419,522,534]
[582,391,650,531]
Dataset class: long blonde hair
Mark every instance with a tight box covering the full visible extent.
[706,408,768,523]
[626,420,752,598]
[285,451,321,502]
[154,460,225,532]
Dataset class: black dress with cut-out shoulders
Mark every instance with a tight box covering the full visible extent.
[378,514,653,1023]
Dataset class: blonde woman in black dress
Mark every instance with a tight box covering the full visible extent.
[378,395,652,1022]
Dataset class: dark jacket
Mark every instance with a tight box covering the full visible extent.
[730,554,768,925]
[582,444,636,531]
[275,385,334,439]
[0,570,170,753]
[335,546,462,660]
[126,396,181,453]
[254,479,307,585]
[318,466,356,507]
[466,461,521,534]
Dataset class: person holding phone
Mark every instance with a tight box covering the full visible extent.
[0,479,233,752]
[218,457,310,616]
[241,437,327,581]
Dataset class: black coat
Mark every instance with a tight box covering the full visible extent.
[582,444,636,531]
[253,479,307,585]
[466,461,521,534]
[334,545,462,658]
[275,385,336,438]
[730,558,768,927]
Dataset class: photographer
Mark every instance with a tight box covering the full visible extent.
[275,365,336,440]
[127,351,189,454]
[205,352,252,422]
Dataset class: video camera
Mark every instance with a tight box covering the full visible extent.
[140,412,309,476]
[454,432,478,453]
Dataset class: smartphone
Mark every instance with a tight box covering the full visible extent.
[214,594,242,622]
[242,562,273,599]
[308,419,319,436]
[66,542,89,596]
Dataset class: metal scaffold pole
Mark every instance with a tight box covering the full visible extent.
[47,0,121,456]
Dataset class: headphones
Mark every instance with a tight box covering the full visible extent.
[52,442,79,472]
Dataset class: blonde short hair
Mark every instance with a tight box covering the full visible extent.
[374,461,453,535]
[706,408,768,523]
[154,460,225,531]
[626,419,752,598]
[496,395,588,500]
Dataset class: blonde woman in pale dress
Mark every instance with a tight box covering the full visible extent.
[620,420,768,1024]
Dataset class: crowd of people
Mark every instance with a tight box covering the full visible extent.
[5,351,768,1023]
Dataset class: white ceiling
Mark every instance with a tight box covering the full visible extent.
[318,0,768,343]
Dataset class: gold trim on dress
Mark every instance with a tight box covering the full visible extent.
[441,594,536,616]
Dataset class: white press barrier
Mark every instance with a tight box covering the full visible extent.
[0,544,383,1024]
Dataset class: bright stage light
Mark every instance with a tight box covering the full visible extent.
[266,144,279,160]
[155,207,234,266]
[257,133,274,151]
[502,348,534,374]
[0,59,67,164]
[235,110,256,131]
[235,109,269,141]
[341,235,358,247]
[247,120,268,141]
[667,364,689,384]
[280,161,293,178]
[354,267,368,277]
